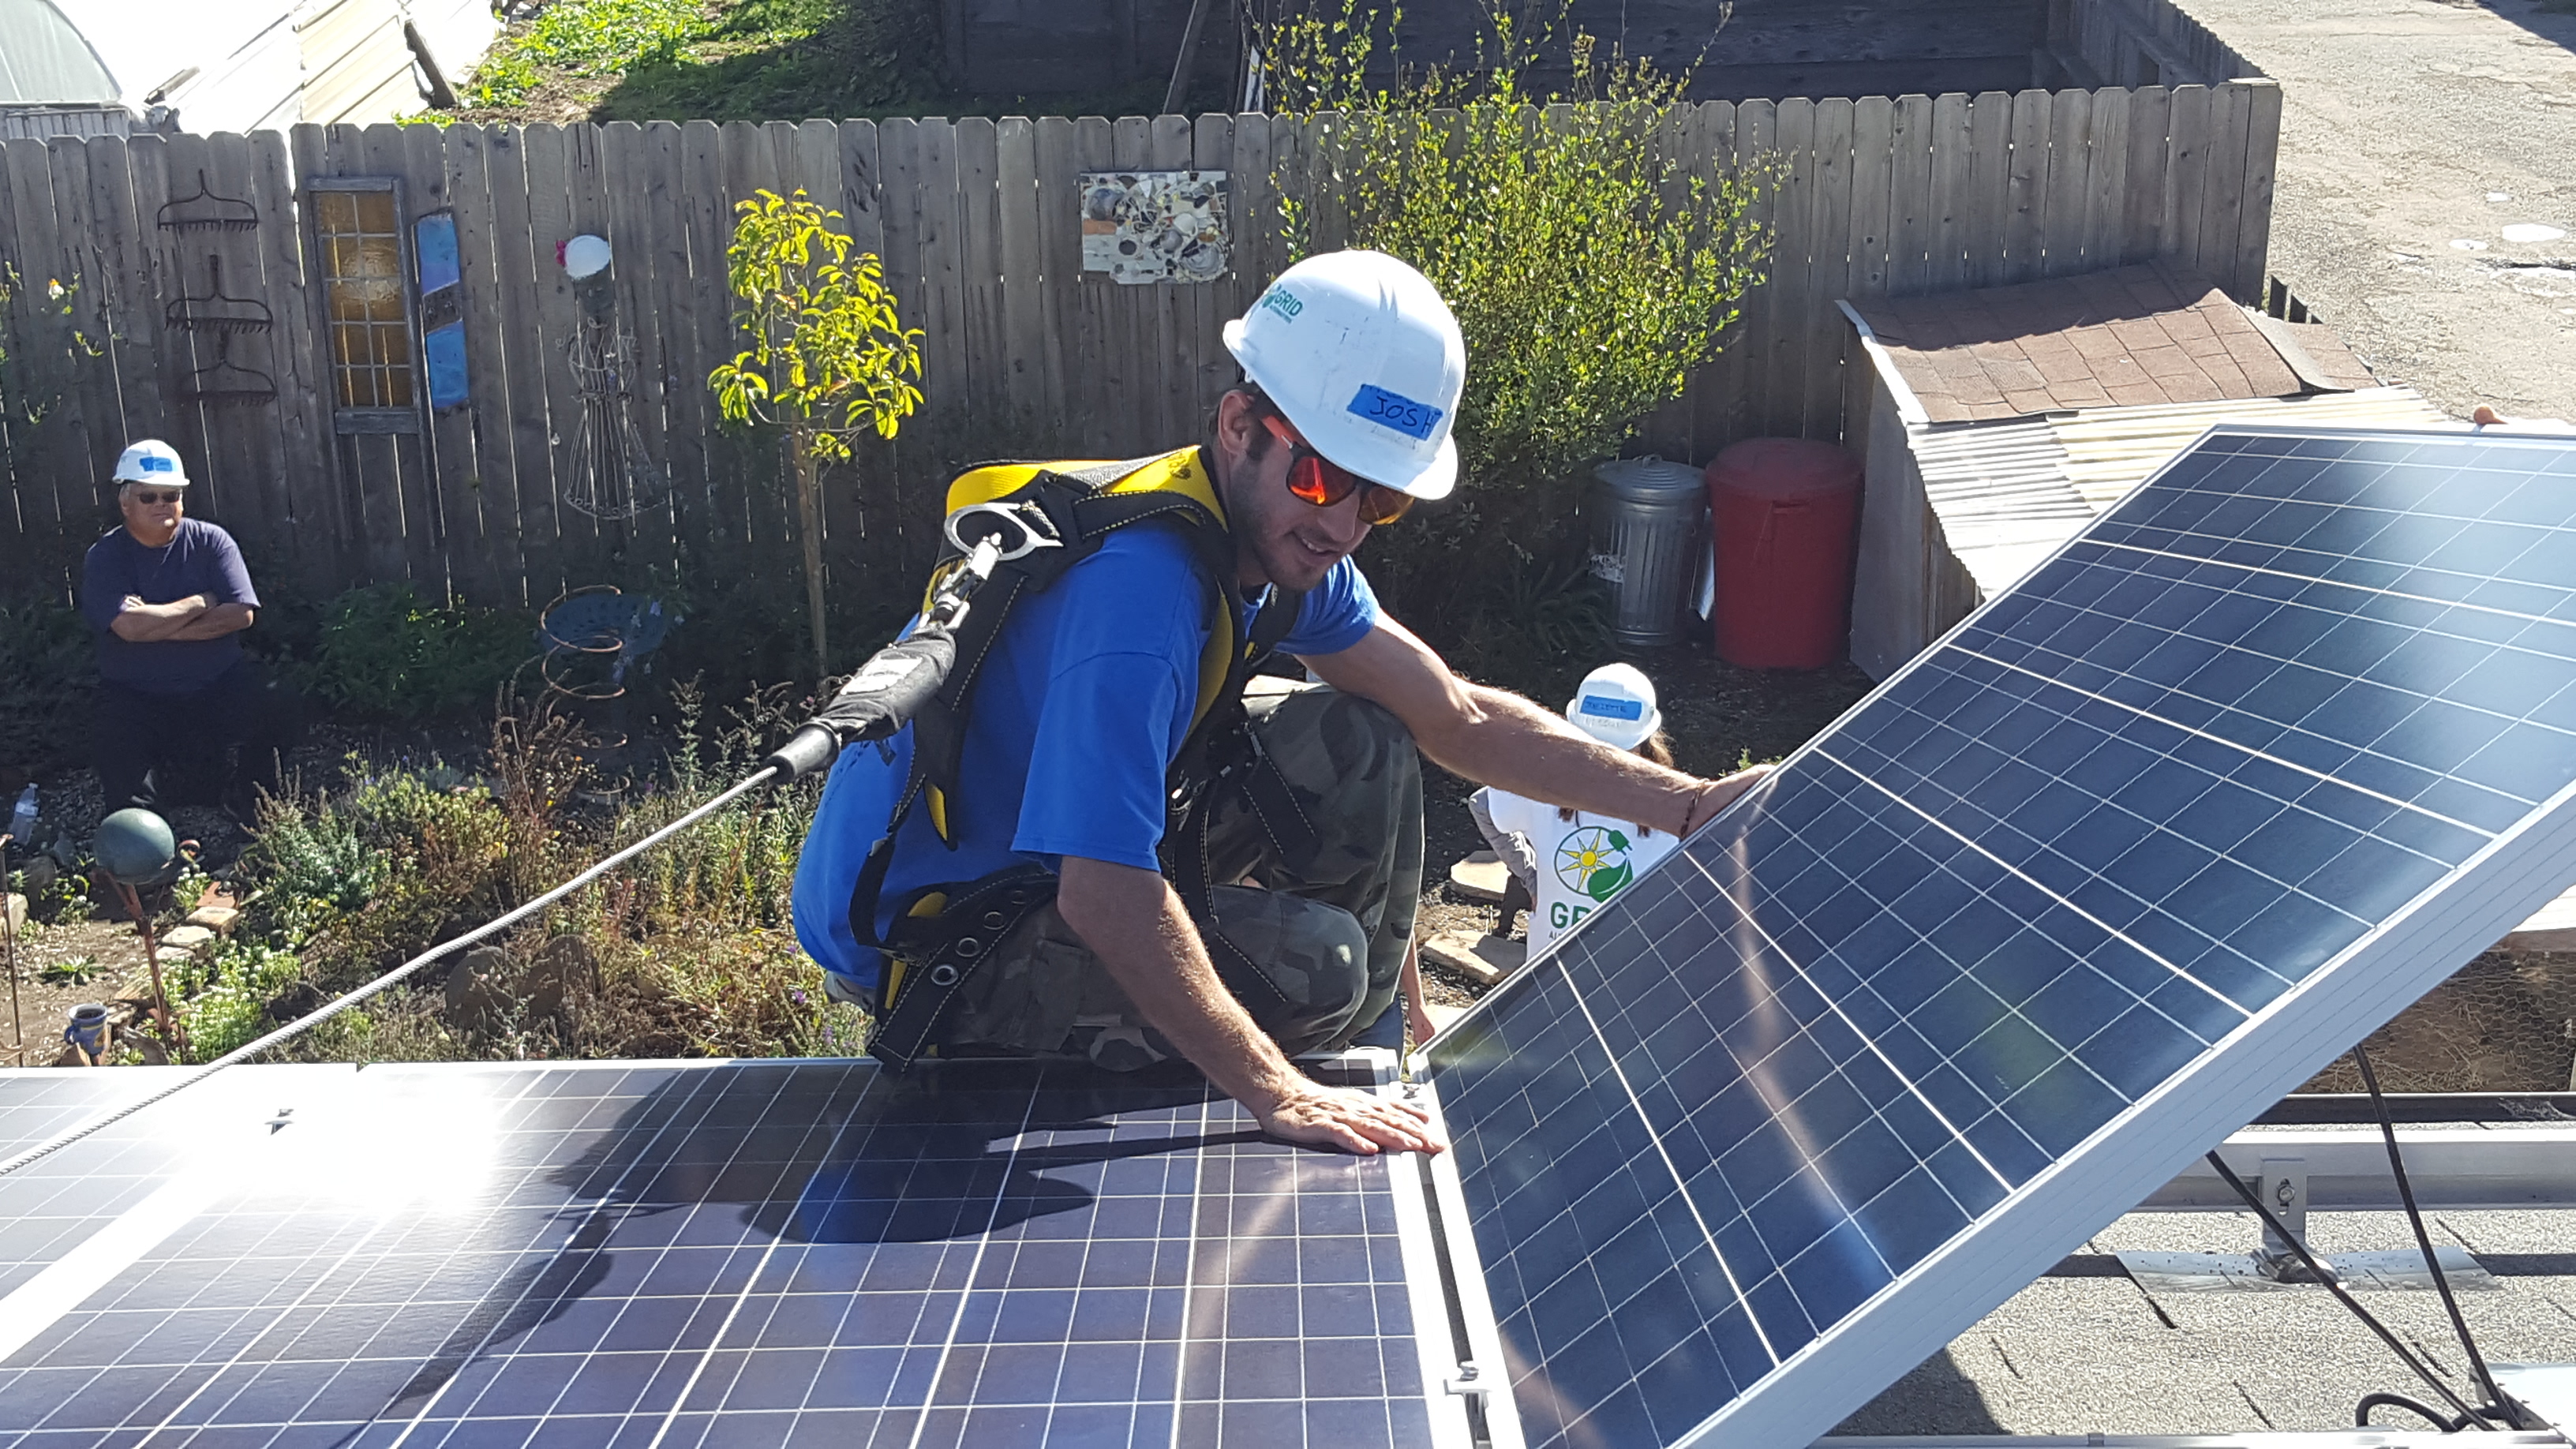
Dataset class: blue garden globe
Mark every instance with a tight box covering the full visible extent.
[94,808,175,886]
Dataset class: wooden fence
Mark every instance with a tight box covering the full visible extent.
[0,83,2278,617]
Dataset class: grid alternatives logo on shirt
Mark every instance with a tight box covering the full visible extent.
[1552,825,1635,902]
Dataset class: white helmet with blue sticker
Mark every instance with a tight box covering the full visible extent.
[111,439,189,488]
[1221,249,1466,500]
[1563,663,1663,753]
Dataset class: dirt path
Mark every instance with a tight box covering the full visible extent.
[2185,0,2576,420]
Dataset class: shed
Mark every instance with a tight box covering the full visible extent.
[0,0,492,138]
[1840,260,2454,680]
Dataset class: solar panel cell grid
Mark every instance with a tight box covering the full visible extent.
[0,1061,1443,1449]
[1427,428,2576,1449]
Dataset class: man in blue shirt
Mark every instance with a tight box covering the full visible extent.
[79,440,297,820]
[793,253,1766,1155]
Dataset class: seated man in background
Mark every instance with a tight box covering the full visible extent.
[80,440,297,821]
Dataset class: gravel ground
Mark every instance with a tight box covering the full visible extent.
[2187,0,2576,420]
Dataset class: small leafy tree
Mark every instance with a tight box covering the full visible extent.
[1263,4,1770,656]
[710,189,923,676]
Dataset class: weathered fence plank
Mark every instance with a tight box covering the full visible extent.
[2001,90,2050,286]
[2042,88,2092,278]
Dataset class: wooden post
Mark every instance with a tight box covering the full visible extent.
[792,428,828,677]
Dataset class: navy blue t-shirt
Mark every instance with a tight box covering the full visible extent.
[80,518,260,693]
[791,522,1381,990]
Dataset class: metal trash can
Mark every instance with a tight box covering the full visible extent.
[1588,456,1708,650]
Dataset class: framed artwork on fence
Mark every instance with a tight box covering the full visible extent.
[1078,170,1229,283]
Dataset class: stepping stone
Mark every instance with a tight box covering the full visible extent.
[185,905,241,934]
[1448,852,1511,903]
[1420,928,1524,987]
[158,925,216,953]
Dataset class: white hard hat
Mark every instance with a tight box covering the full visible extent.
[112,440,188,487]
[1222,249,1466,500]
[1564,663,1663,752]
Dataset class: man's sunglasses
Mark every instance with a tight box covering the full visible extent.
[129,489,183,506]
[1262,415,1414,526]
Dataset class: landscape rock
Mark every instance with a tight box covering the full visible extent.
[1421,928,1524,987]
[21,857,55,899]
[444,945,515,1027]
[1447,852,1511,903]
[158,925,217,953]
[185,905,241,934]
[3,893,23,934]
[522,934,597,1019]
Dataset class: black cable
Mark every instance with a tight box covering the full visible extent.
[2353,1044,2527,1430]
[2357,1391,2473,1432]
[2202,1150,2495,1429]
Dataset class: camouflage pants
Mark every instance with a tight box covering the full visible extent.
[936,679,1424,1068]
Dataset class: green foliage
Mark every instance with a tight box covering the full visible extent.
[306,583,531,721]
[0,597,95,780]
[223,689,850,1065]
[0,264,109,429]
[1262,2,1766,666]
[1267,3,1769,497]
[596,0,948,122]
[242,781,384,945]
[461,0,706,107]
[39,954,101,986]
[174,938,301,1061]
[710,189,925,465]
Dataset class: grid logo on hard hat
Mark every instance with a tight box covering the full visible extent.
[1579,693,1644,722]
[1257,287,1304,322]
[138,455,175,474]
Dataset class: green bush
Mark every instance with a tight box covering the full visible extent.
[1264,4,1769,661]
[462,0,704,107]
[307,584,530,721]
[176,938,301,1061]
[1269,10,1768,496]
[0,597,95,779]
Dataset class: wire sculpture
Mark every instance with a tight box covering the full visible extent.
[560,321,668,520]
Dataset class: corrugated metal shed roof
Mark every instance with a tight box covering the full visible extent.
[1916,388,2454,600]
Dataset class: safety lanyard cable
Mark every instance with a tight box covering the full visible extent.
[0,768,781,1181]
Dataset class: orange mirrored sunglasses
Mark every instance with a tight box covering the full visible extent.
[1262,415,1414,526]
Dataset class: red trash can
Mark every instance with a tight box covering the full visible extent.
[1706,438,1863,669]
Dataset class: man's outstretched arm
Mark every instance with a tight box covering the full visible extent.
[1304,618,1769,837]
[1054,854,1445,1155]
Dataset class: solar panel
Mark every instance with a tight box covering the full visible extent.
[1421,426,2576,1449]
[0,1058,1466,1448]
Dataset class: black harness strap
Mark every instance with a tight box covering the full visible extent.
[865,864,1057,1073]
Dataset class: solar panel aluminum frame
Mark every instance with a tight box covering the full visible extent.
[1417,425,2576,1449]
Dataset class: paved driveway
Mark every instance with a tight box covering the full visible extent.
[2184,0,2576,421]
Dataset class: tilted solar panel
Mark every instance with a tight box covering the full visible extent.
[1422,427,2576,1449]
